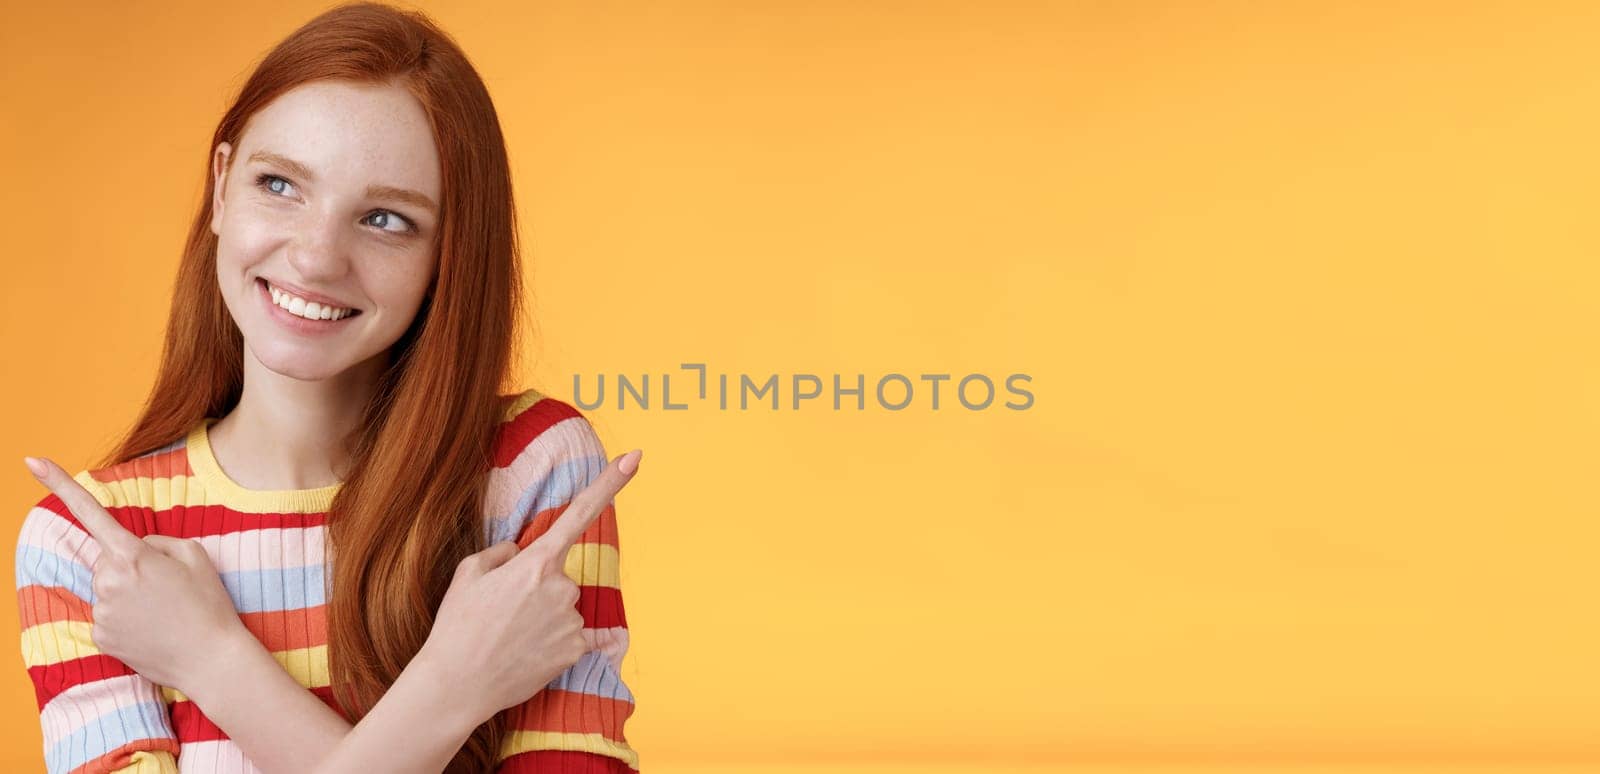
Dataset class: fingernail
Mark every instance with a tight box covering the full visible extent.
[23,457,46,479]
[618,449,641,476]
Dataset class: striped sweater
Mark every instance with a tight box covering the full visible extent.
[14,390,638,774]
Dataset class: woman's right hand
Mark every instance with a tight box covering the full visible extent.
[418,448,642,721]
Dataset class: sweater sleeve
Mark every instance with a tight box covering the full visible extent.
[485,393,640,772]
[14,469,182,774]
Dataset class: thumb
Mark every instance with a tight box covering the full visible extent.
[142,535,201,564]
[142,534,181,556]
[474,540,521,570]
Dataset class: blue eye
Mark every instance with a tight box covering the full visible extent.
[254,173,295,197]
[364,210,418,235]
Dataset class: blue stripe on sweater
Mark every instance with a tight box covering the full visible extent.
[45,699,174,774]
[549,648,635,702]
[484,452,609,545]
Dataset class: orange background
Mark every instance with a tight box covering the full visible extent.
[2,1,1598,772]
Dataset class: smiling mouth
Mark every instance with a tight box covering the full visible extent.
[258,277,363,320]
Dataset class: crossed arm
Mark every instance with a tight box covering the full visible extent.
[182,631,483,774]
[19,492,636,774]
[18,410,639,774]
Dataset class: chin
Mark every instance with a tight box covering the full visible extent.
[247,340,359,382]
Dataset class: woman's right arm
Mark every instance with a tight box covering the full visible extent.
[180,630,482,774]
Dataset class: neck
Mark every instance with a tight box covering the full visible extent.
[208,351,387,490]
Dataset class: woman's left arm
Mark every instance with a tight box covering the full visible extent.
[480,407,640,773]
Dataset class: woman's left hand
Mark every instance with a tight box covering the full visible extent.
[25,455,251,693]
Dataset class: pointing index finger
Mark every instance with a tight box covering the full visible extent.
[25,456,145,559]
[520,449,640,573]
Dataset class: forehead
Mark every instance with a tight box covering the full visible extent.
[237,79,440,198]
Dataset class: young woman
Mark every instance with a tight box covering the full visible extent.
[14,3,641,773]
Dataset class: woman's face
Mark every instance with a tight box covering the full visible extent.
[209,78,442,383]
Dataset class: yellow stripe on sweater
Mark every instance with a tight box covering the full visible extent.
[563,542,622,588]
[20,620,100,664]
[499,730,640,770]
[122,750,180,774]
[86,471,330,514]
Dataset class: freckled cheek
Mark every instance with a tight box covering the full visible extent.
[363,260,434,315]
[219,211,293,268]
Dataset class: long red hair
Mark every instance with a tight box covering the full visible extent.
[91,3,526,770]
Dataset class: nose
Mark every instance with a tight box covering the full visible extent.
[285,205,353,283]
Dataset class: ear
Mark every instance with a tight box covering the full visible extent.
[210,141,233,238]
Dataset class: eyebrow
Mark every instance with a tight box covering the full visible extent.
[247,150,438,214]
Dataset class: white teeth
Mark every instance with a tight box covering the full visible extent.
[268,282,353,321]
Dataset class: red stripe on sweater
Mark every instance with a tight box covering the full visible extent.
[492,397,583,468]
[32,489,328,539]
[577,586,628,630]
[143,505,328,536]
[237,604,328,653]
[17,583,93,629]
[516,501,621,551]
[28,655,138,710]
[87,445,192,487]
